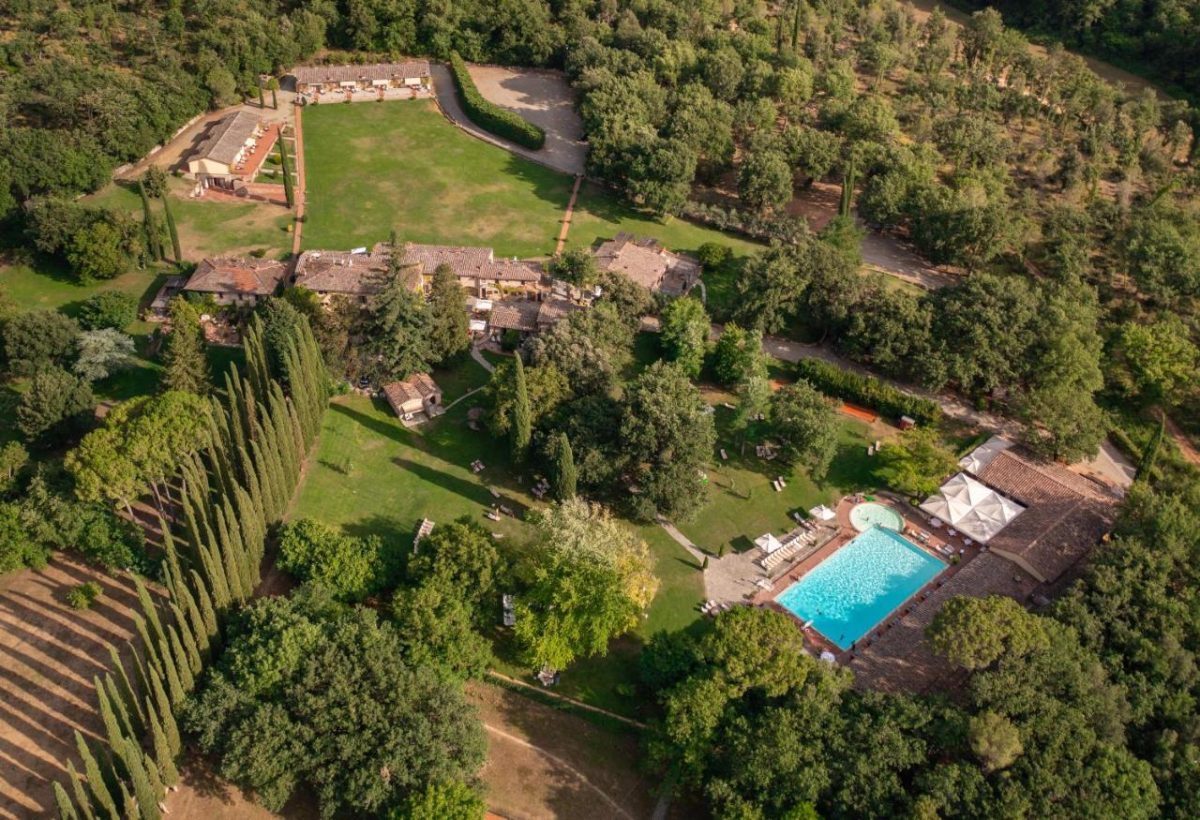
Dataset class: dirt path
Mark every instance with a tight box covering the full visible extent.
[486,672,647,730]
[468,681,656,820]
[555,174,584,255]
[290,106,306,256]
[1165,415,1200,466]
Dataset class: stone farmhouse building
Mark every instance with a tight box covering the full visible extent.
[382,373,442,424]
[291,247,398,304]
[185,110,272,184]
[182,257,289,306]
[594,232,702,296]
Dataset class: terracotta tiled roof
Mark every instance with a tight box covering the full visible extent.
[291,61,431,85]
[974,449,1119,583]
[593,233,701,295]
[184,257,287,296]
[489,300,541,332]
[397,243,543,283]
[383,373,439,408]
[537,296,583,326]
[851,552,1039,694]
[192,111,261,166]
[293,249,395,295]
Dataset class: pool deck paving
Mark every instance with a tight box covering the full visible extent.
[754,495,984,661]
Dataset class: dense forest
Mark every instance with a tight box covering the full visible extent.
[952,0,1200,96]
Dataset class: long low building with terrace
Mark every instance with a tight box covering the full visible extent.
[185,110,274,185]
[289,61,431,99]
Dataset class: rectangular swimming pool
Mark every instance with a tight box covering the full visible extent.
[775,525,946,650]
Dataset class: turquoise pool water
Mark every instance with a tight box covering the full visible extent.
[775,526,945,650]
[849,501,904,532]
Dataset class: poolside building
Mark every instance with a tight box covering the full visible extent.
[592,233,701,295]
[851,438,1122,693]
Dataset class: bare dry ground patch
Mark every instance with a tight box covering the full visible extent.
[0,556,148,818]
[468,682,657,820]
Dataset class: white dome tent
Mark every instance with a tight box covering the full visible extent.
[920,472,1024,544]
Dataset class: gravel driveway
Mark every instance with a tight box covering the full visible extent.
[431,62,587,176]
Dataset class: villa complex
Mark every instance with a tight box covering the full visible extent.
[289,61,432,103]
[182,257,290,306]
[594,232,702,296]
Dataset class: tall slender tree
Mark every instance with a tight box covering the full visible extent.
[160,191,181,263]
[554,433,577,500]
[65,760,95,820]
[278,137,294,208]
[162,299,210,394]
[138,181,162,262]
[53,781,80,819]
[74,733,118,819]
[511,355,532,461]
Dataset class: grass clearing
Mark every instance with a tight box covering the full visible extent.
[86,178,293,261]
[301,100,571,256]
[677,406,880,555]
[567,182,762,258]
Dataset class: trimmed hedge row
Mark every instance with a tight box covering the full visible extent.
[448,52,545,150]
[794,358,942,426]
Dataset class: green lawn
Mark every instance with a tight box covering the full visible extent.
[566,183,762,258]
[0,259,167,316]
[291,392,536,544]
[301,100,572,257]
[677,408,878,555]
[86,177,293,261]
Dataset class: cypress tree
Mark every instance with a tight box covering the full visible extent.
[232,484,263,563]
[156,634,185,708]
[117,781,138,819]
[145,696,179,788]
[133,578,167,658]
[132,616,162,683]
[257,83,265,109]
[839,154,856,218]
[284,397,307,481]
[106,646,145,731]
[170,602,203,676]
[167,625,195,694]
[212,505,246,602]
[189,569,221,650]
[250,438,284,522]
[278,138,294,208]
[66,760,96,820]
[144,750,165,804]
[224,496,258,590]
[197,539,231,611]
[104,674,141,740]
[137,181,162,262]
[554,433,577,500]
[146,667,180,756]
[54,781,80,820]
[180,492,205,566]
[237,445,267,534]
[174,581,210,661]
[243,318,271,402]
[95,678,129,765]
[75,733,119,820]
[511,355,532,461]
[122,742,161,820]
[161,192,181,262]
[159,520,184,589]
[271,86,277,110]
[266,392,298,489]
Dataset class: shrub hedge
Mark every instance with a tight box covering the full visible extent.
[794,358,942,425]
[448,52,545,150]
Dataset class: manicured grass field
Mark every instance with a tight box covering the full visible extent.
[676,406,880,555]
[0,259,166,316]
[291,392,534,544]
[86,178,293,261]
[300,100,572,256]
[566,182,762,258]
